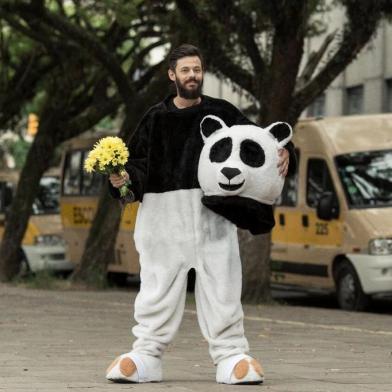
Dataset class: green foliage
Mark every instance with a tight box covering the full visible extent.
[12,269,58,289]
[6,137,31,169]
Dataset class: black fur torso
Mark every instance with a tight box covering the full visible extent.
[130,94,253,196]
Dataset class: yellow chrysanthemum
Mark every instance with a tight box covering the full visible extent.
[84,136,129,173]
[84,158,95,173]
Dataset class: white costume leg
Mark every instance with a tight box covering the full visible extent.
[131,241,190,357]
[194,202,264,384]
[107,190,197,383]
[194,205,249,364]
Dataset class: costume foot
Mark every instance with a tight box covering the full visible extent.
[216,354,264,384]
[106,352,162,383]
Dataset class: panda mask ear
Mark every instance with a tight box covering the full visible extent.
[267,122,293,147]
[200,115,227,142]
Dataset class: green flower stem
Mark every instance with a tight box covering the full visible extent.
[119,178,132,198]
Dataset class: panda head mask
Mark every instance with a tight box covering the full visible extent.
[198,115,292,234]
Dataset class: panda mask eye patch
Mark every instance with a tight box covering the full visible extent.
[210,137,232,163]
[240,139,265,167]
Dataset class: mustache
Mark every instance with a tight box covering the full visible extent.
[185,78,199,84]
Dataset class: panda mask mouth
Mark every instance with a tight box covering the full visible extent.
[218,180,245,191]
[218,166,245,192]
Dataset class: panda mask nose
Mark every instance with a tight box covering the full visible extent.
[221,167,241,181]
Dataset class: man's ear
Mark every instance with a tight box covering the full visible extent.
[168,68,175,82]
[267,122,293,147]
[200,115,227,141]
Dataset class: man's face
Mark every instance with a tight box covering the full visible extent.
[168,56,203,99]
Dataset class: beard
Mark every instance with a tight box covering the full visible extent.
[175,77,203,99]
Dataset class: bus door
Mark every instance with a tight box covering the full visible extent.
[271,151,301,285]
[296,157,343,289]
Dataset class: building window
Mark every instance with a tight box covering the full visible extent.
[307,94,326,117]
[345,85,363,115]
[385,79,392,112]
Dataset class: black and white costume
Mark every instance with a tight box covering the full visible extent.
[107,94,296,384]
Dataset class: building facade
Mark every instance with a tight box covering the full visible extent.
[204,9,392,119]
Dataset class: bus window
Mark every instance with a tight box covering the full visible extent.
[63,151,82,195]
[81,151,103,196]
[276,149,300,207]
[32,176,60,215]
[307,159,335,208]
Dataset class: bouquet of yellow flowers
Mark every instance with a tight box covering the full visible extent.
[84,136,131,198]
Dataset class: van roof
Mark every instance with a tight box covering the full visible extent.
[0,167,60,184]
[63,129,120,150]
[296,113,392,155]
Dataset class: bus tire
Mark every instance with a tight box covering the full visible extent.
[335,260,370,311]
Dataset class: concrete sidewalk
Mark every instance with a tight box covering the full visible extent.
[0,284,391,392]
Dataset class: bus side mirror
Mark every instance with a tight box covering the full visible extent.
[317,192,339,221]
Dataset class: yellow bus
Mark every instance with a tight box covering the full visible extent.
[271,114,392,310]
[0,168,72,274]
[59,133,140,280]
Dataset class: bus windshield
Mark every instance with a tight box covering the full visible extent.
[32,176,60,215]
[335,150,392,208]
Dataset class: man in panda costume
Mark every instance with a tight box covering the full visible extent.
[107,44,296,385]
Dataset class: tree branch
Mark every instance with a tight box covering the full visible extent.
[214,0,265,76]
[296,29,337,90]
[128,39,165,78]
[1,0,136,107]
[292,1,385,119]
[59,94,122,142]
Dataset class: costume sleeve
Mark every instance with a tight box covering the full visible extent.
[108,112,151,202]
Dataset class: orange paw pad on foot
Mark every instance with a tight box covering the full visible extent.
[106,357,120,375]
[233,359,250,380]
[250,359,264,376]
[119,357,137,377]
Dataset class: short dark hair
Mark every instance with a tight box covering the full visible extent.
[168,44,204,71]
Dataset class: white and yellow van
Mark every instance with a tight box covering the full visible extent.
[0,168,73,274]
[271,114,392,310]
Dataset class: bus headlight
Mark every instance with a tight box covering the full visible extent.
[34,234,65,247]
[369,238,392,255]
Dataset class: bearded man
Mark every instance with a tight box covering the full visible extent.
[107,44,295,385]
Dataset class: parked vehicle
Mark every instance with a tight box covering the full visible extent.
[0,168,73,274]
[271,114,392,310]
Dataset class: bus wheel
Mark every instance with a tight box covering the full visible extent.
[335,261,370,311]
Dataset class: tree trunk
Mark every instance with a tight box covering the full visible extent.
[0,128,55,281]
[70,73,169,286]
[70,189,122,287]
[69,109,138,287]
[239,229,272,303]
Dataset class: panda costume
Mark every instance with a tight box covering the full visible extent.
[106,94,296,385]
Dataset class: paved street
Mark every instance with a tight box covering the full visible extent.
[0,283,391,392]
